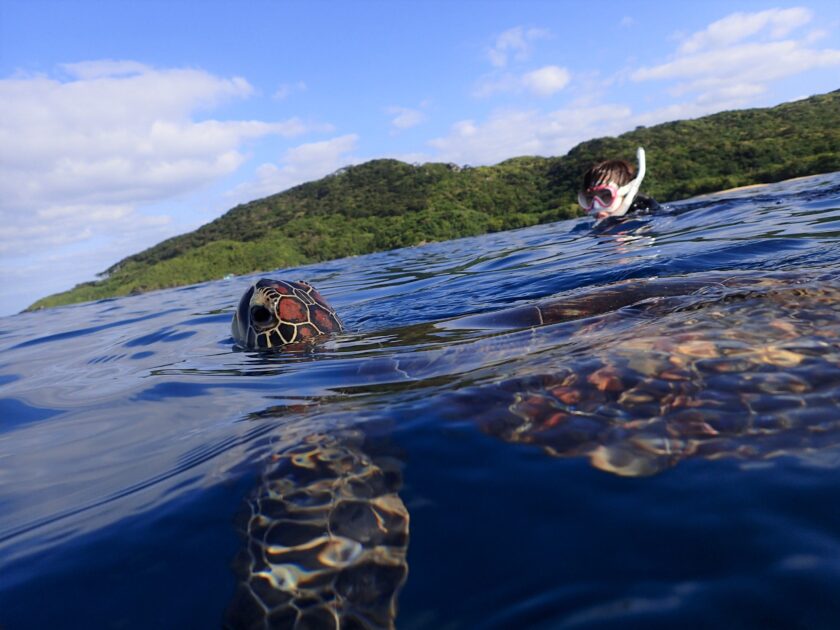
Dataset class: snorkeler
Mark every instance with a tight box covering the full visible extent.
[578,147,661,222]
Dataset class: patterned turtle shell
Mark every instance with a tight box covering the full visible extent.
[231,279,343,349]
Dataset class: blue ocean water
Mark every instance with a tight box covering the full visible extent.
[1,173,840,628]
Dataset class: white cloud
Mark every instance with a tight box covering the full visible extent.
[619,17,636,29]
[487,26,549,67]
[429,9,840,181]
[679,7,812,54]
[473,73,519,98]
[632,9,840,110]
[273,81,307,100]
[386,105,426,130]
[805,29,829,44]
[634,40,840,84]
[0,204,171,257]
[475,64,571,98]
[61,60,154,79]
[428,105,632,165]
[0,63,314,214]
[230,134,360,202]
[0,60,329,314]
[521,66,571,96]
[0,210,177,314]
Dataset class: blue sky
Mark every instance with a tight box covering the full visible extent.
[1,0,839,315]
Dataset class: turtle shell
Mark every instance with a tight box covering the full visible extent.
[231,279,343,349]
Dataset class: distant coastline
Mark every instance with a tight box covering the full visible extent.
[29,90,840,311]
[695,173,823,197]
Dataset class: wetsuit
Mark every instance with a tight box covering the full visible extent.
[628,194,662,215]
[584,193,663,234]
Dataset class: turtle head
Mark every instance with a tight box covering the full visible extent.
[231,279,283,348]
[245,281,280,331]
[231,278,343,350]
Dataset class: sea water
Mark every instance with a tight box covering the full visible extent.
[1,173,840,628]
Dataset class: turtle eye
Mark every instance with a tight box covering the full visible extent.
[250,305,274,327]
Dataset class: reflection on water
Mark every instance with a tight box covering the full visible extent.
[1,173,840,628]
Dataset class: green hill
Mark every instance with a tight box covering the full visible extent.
[29,90,840,310]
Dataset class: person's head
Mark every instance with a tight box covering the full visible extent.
[578,148,647,221]
[582,159,635,190]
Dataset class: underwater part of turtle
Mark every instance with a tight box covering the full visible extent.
[445,270,840,477]
[227,271,840,627]
[225,429,409,629]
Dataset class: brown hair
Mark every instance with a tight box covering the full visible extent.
[582,159,635,190]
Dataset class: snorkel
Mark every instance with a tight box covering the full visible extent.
[614,146,646,216]
[580,147,646,222]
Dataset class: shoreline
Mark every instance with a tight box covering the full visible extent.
[697,173,824,198]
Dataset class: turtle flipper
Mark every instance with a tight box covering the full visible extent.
[226,430,409,629]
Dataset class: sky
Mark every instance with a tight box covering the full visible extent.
[1,0,839,315]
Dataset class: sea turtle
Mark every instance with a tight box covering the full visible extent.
[228,279,408,629]
[227,271,840,628]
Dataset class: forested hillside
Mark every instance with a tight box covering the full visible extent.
[30,90,840,310]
